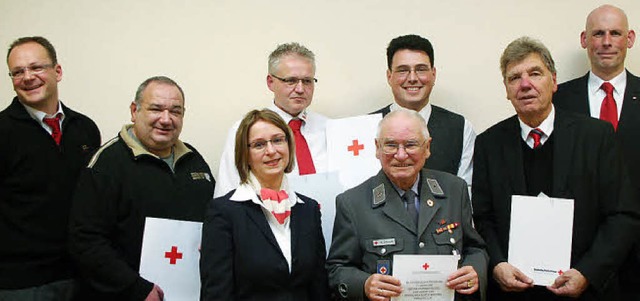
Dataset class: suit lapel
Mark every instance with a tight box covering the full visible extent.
[572,73,591,115]
[417,170,441,238]
[551,111,576,195]
[289,199,302,268]
[503,117,527,195]
[244,202,282,252]
[378,171,417,234]
[619,71,640,129]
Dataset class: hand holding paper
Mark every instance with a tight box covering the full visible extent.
[446,266,479,295]
[144,285,164,301]
[365,274,402,301]
[547,268,588,298]
[492,262,534,292]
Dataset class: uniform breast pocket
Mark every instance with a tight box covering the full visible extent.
[361,238,403,272]
[432,230,462,255]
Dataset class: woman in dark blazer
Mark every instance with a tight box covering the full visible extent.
[200,109,329,301]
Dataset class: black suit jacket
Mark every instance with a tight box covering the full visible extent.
[554,71,640,199]
[200,188,329,301]
[472,110,639,300]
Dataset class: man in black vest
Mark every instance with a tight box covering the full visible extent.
[372,34,475,187]
[553,5,639,299]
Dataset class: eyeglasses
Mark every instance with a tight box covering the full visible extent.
[8,64,54,79]
[378,139,427,154]
[271,74,317,87]
[392,65,432,78]
[248,135,288,151]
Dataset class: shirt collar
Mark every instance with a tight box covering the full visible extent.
[519,105,555,142]
[229,172,303,206]
[269,102,308,123]
[390,102,432,122]
[390,173,420,197]
[21,100,65,123]
[119,124,191,161]
[588,70,627,97]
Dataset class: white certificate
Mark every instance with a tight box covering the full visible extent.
[326,114,382,190]
[139,217,202,301]
[392,254,457,301]
[508,194,574,286]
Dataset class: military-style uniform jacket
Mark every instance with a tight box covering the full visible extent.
[326,169,488,300]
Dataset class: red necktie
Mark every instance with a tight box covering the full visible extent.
[288,119,316,175]
[43,114,62,145]
[600,82,618,131]
[529,128,543,149]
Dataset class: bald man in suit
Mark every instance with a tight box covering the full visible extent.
[553,5,640,299]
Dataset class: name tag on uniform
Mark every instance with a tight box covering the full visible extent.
[372,238,396,246]
[190,172,212,182]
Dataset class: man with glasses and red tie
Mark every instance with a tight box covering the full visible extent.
[215,42,329,198]
[473,36,639,301]
[372,34,476,189]
[0,36,100,300]
[553,5,640,298]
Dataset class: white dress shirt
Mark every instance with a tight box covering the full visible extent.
[389,102,476,186]
[229,174,303,273]
[587,71,627,119]
[215,103,329,198]
[518,105,555,149]
[21,100,65,135]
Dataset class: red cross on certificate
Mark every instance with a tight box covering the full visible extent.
[347,139,364,156]
[422,263,430,270]
[165,246,183,264]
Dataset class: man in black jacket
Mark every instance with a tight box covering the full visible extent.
[0,36,101,301]
[473,36,639,301]
[553,6,639,298]
[69,76,215,300]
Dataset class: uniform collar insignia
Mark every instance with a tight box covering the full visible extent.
[426,178,445,198]
[372,183,386,207]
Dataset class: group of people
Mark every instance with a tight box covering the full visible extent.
[1,3,638,301]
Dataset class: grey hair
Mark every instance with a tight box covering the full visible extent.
[376,108,430,139]
[134,76,185,107]
[268,42,316,74]
[500,36,556,79]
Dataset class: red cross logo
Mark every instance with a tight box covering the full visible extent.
[422,263,430,270]
[347,139,364,156]
[379,266,387,274]
[165,246,183,265]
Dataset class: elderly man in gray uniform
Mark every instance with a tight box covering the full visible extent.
[327,109,487,301]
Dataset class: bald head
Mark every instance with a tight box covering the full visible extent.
[581,4,636,80]
[586,5,629,29]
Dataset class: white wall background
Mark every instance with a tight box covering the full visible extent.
[1,0,638,174]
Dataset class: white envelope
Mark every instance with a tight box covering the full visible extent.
[508,195,574,286]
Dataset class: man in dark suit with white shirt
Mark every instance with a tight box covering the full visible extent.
[473,36,639,301]
[553,5,639,299]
